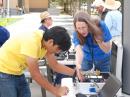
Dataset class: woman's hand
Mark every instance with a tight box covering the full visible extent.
[76,69,85,82]
[94,35,111,53]
[94,34,103,44]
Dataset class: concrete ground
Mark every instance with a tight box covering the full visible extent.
[30,80,55,97]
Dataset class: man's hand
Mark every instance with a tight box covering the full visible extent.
[55,86,69,96]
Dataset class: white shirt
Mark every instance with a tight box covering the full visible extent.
[104,10,122,37]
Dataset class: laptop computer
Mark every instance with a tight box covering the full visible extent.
[89,74,121,97]
[76,74,121,97]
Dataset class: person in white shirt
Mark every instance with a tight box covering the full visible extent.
[102,0,122,38]
[92,0,122,42]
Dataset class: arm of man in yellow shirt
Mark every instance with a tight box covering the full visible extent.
[26,55,75,96]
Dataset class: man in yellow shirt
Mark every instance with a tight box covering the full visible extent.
[0,26,77,97]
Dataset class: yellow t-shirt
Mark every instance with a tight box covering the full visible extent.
[0,30,47,75]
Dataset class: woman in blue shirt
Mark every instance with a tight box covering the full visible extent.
[73,11,112,80]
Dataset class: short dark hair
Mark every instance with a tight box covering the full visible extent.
[43,26,71,51]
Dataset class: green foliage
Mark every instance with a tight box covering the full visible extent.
[0,18,22,26]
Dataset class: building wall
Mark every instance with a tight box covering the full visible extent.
[2,0,48,15]
[24,0,29,13]
[2,0,17,8]
[9,0,17,8]
[2,0,18,15]
[9,0,18,15]
[29,0,48,12]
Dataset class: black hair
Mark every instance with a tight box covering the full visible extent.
[43,26,71,51]
[41,19,45,23]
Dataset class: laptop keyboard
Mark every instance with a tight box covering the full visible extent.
[76,93,87,97]
[89,95,98,97]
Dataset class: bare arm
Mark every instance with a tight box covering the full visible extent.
[75,45,84,69]
[26,56,69,96]
[75,45,85,81]
[94,34,112,53]
[96,40,112,53]
[45,52,75,76]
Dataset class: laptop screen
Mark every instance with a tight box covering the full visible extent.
[111,41,118,76]
[100,74,121,97]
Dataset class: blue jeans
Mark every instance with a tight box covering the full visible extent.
[54,65,75,85]
[0,72,31,97]
[81,56,110,72]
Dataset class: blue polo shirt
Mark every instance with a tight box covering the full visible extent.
[72,20,112,61]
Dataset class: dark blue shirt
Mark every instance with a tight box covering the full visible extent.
[72,21,112,61]
[0,26,10,47]
[39,25,48,31]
